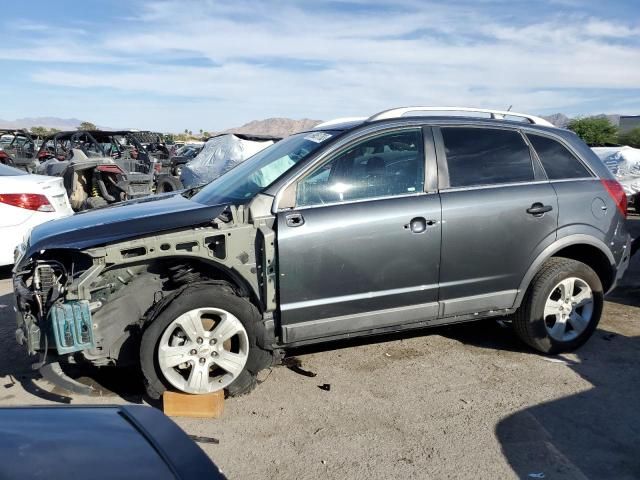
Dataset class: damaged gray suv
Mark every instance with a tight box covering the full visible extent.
[13,107,632,397]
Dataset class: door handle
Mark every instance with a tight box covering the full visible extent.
[526,203,553,216]
[404,217,436,233]
[286,212,305,227]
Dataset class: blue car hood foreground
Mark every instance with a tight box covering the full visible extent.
[24,194,227,260]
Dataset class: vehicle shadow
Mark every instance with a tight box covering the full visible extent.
[606,285,640,308]
[495,329,640,479]
[288,317,531,359]
[0,288,148,406]
[0,289,72,403]
[0,265,12,280]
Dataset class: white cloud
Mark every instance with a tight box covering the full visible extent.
[6,0,640,130]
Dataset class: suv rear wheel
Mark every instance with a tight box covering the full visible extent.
[140,285,273,398]
[513,258,603,354]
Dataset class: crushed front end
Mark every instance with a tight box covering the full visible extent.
[13,250,98,379]
[11,201,277,394]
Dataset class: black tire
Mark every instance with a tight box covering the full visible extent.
[140,285,273,399]
[155,174,183,193]
[84,196,108,209]
[513,257,603,354]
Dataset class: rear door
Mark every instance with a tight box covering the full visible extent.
[276,127,442,343]
[435,125,558,316]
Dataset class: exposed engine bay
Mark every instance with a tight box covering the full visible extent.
[13,205,277,381]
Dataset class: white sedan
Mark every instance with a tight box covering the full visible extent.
[0,163,73,266]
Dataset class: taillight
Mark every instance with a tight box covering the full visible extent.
[0,193,55,212]
[601,179,627,218]
[0,151,9,159]
[154,162,162,173]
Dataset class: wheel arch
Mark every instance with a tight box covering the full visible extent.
[514,235,615,308]
[158,256,262,311]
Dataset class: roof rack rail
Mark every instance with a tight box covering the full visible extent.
[367,107,554,127]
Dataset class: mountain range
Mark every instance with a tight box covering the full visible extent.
[0,117,88,131]
[223,117,322,137]
[0,113,629,135]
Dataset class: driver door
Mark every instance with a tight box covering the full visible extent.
[276,127,442,344]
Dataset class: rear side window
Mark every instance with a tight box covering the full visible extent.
[527,134,591,180]
[441,127,534,188]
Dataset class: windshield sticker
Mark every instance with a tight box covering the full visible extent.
[304,132,333,143]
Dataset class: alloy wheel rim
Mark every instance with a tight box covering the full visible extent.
[543,277,594,342]
[158,307,249,394]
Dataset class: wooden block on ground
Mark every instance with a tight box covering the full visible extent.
[163,390,224,418]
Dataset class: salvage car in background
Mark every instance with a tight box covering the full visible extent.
[0,163,72,265]
[130,130,173,169]
[12,107,631,399]
[168,143,204,177]
[36,130,179,209]
[180,133,279,188]
[124,130,184,192]
[0,129,39,172]
[592,146,640,211]
[0,405,224,480]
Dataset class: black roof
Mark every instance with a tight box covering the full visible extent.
[44,130,140,139]
[0,128,32,135]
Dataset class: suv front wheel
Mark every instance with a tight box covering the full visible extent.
[140,285,273,398]
[514,258,604,354]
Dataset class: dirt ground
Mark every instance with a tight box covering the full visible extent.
[0,220,638,479]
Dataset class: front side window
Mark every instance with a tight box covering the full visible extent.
[296,129,424,207]
[527,134,591,180]
[441,127,534,188]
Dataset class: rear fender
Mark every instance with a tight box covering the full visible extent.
[514,234,615,308]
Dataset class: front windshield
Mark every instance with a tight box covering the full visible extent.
[192,130,335,205]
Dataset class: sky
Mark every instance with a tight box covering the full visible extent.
[1,0,640,132]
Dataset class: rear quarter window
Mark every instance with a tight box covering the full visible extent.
[441,127,534,188]
[527,134,592,180]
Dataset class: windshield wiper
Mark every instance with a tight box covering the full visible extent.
[180,183,207,199]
